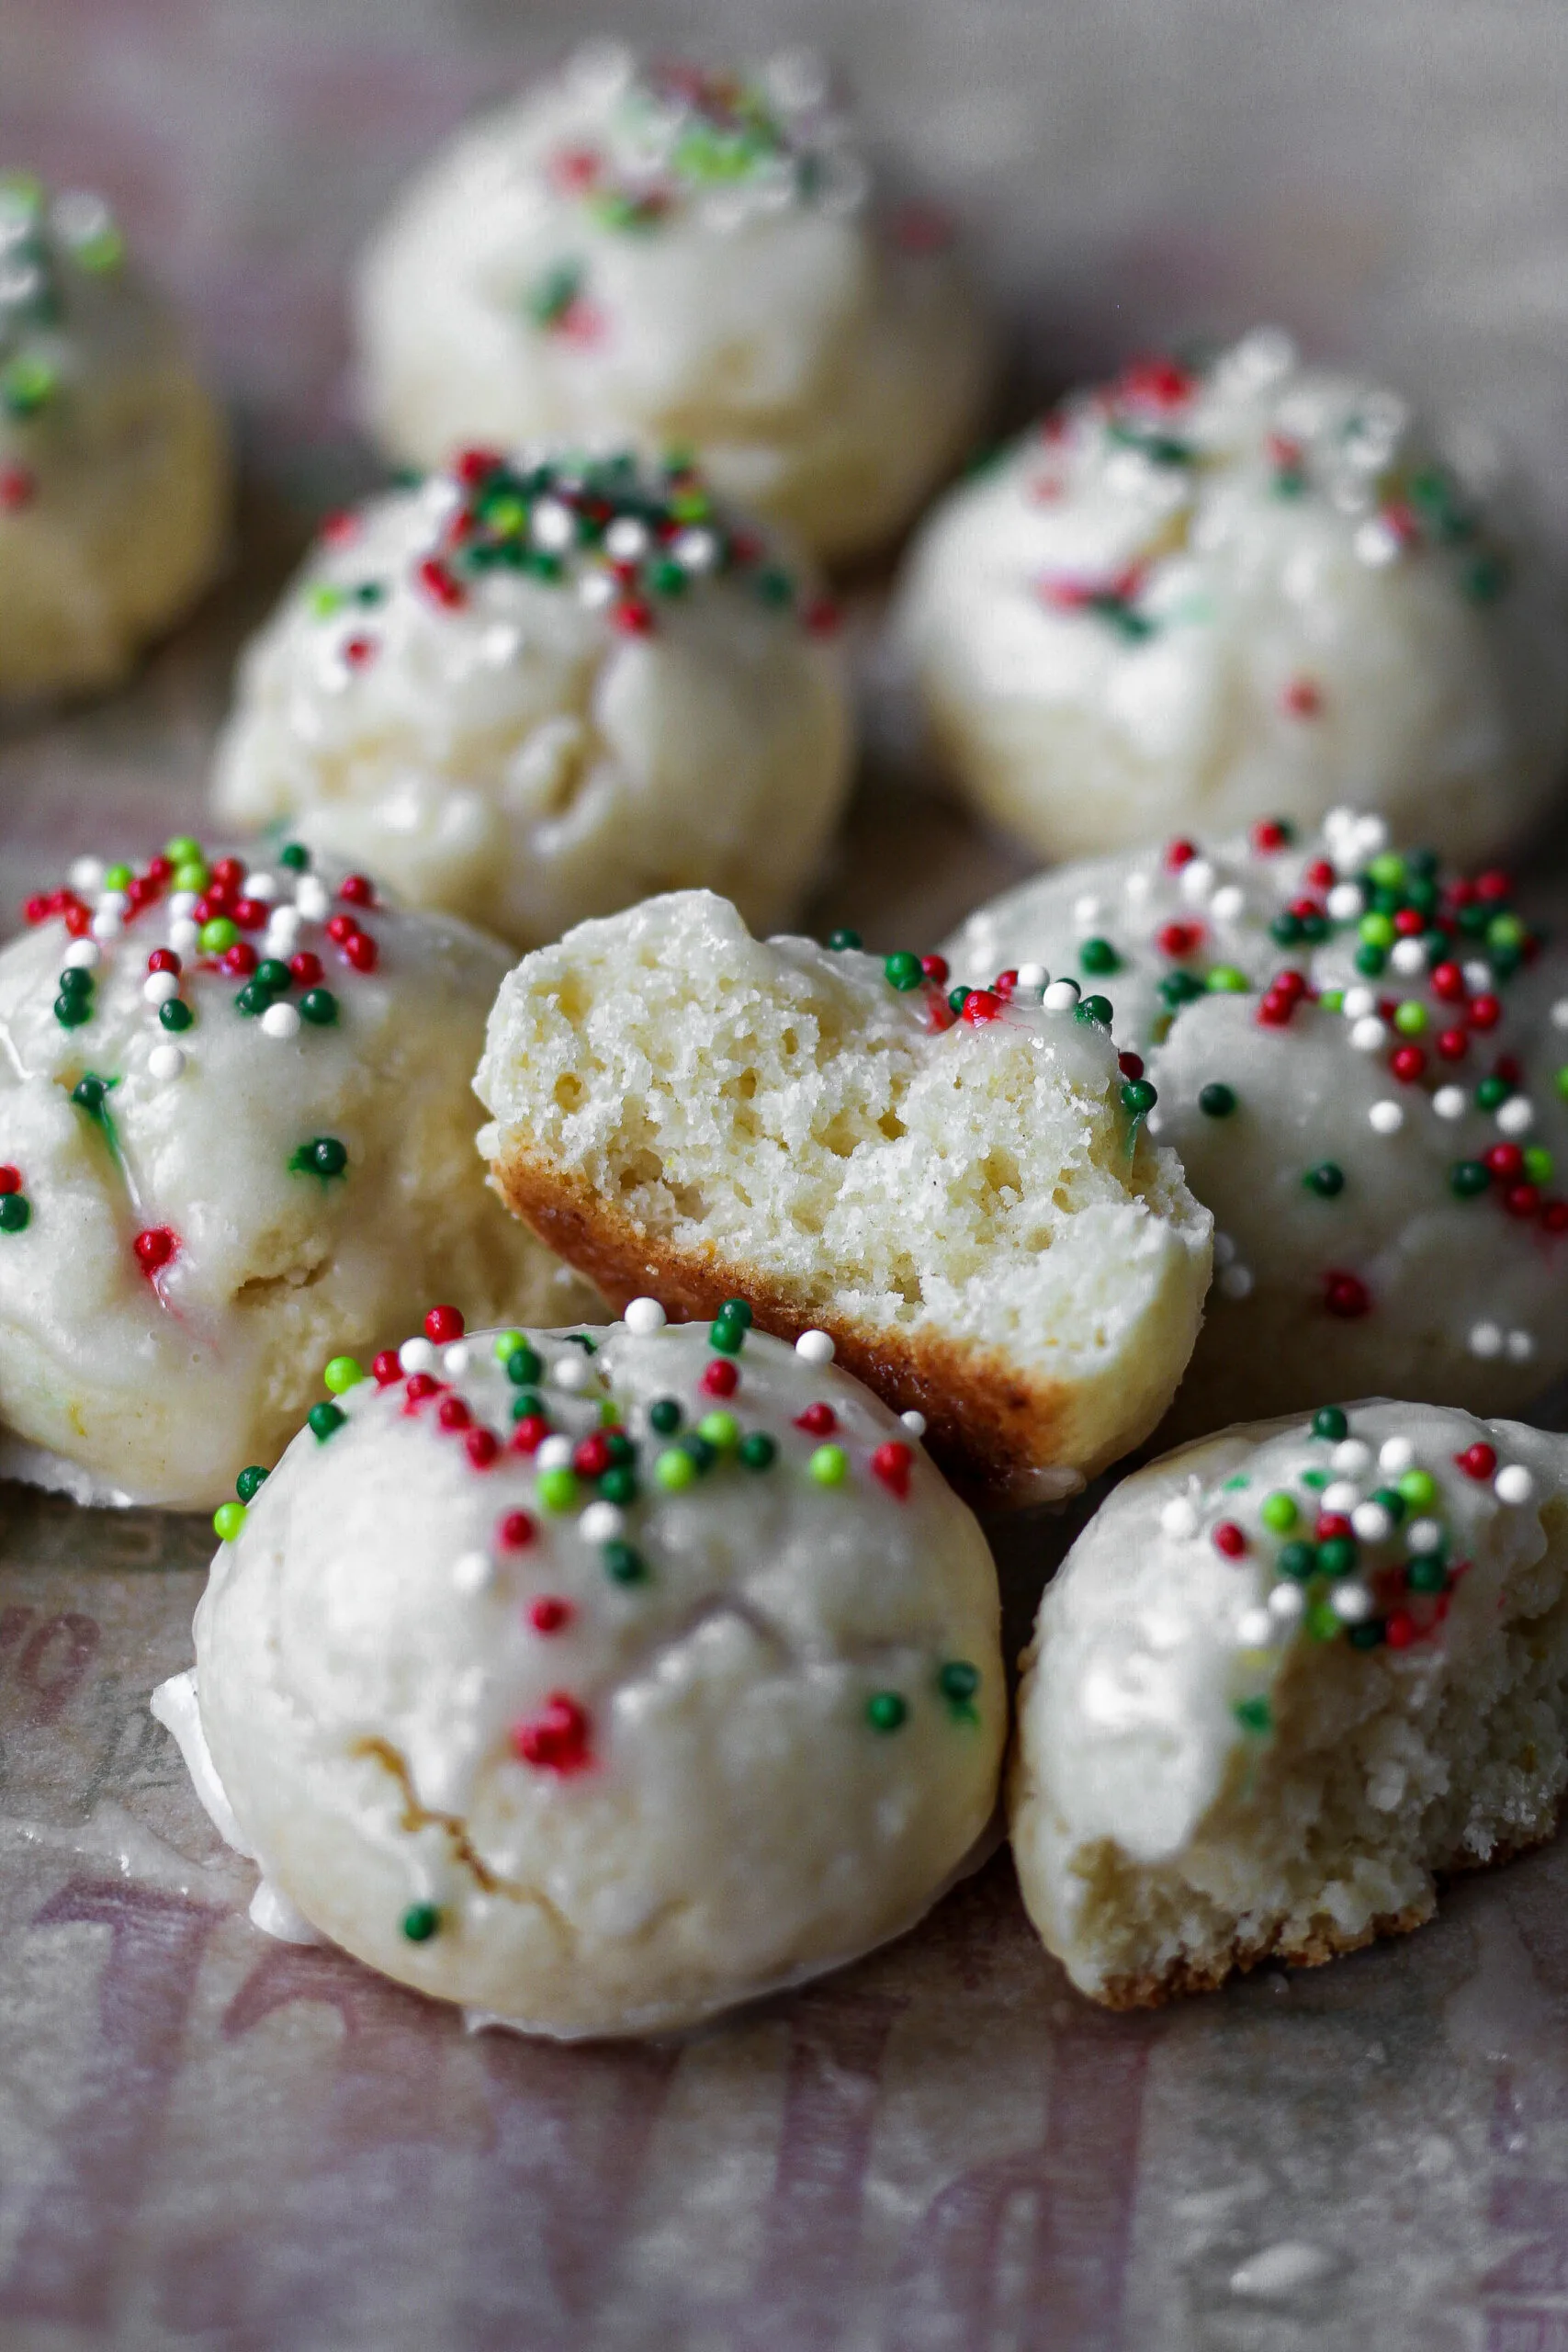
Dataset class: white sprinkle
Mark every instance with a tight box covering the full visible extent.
[142,971,179,1007]
[1179,858,1215,903]
[1331,1581,1374,1623]
[168,917,199,957]
[1369,1101,1404,1136]
[1331,1439,1372,1476]
[1354,515,1403,567]
[1391,939,1427,976]
[1378,1436,1416,1476]
[147,1044,186,1080]
[578,569,615,611]
[1269,1583,1304,1623]
[244,871,277,902]
[1327,883,1364,922]
[1340,986,1377,1021]
[553,1352,593,1392]
[580,1500,625,1544]
[604,516,649,563]
[68,855,105,893]
[1210,885,1245,922]
[62,939,99,970]
[1496,1095,1535,1136]
[623,1297,667,1335]
[442,1342,470,1378]
[1406,1518,1444,1554]
[1072,894,1101,924]
[536,1434,573,1471]
[260,1001,300,1040]
[1551,999,1568,1032]
[1351,1500,1393,1542]
[1144,1110,1163,1136]
[1469,1321,1504,1359]
[795,1329,835,1365]
[399,1337,437,1375]
[1463,959,1492,993]
[1323,1480,1362,1513]
[452,1550,491,1596]
[1496,1464,1536,1506]
[1213,1232,1236,1268]
[1218,1262,1254,1301]
[1507,1329,1537,1363]
[1350,1017,1387,1052]
[1434,1085,1467,1121]
[671,527,717,573]
[532,497,575,552]
[900,1409,927,1438]
[266,908,301,952]
[169,890,198,919]
[294,876,329,922]
[1160,1496,1200,1539]
[1235,1608,1274,1648]
[90,909,122,943]
[1016,962,1049,994]
[1043,979,1081,1012]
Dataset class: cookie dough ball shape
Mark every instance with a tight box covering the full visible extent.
[0,175,229,704]
[213,449,852,951]
[896,329,1568,864]
[354,44,991,563]
[174,1314,1005,2038]
[943,811,1568,1435]
[474,890,1213,1504]
[0,842,598,1510]
[1010,1401,1568,2006]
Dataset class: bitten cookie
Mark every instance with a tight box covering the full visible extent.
[0,838,597,1509]
[1010,1400,1568,2006]
[474,890,1213,1503]
[944,810,1568,1435]
[354,42,991,562]
[895,328,1568,862]
[156,1305,1005,2039]
[0,173,230,703]
[212,447,852,950]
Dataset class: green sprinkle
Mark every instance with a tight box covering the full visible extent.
[708,1317,745,1355]
[1526,1146,1555,1185]
[323,1354,364,1395]
[655,1448,696,1491]
[1407,1556,1448,1594]
[604,1541,647,1584]
[938,1660,980,1721]
[739,1431,777,1471]
[54,993,92,1029]
[866,1691,908,1733]
[492,1329,525,1362]
[299,989,338,1026]
[401,1903,440,1943]
[1397,1469,1437,1509]
[164,832,201,865]
[1371,1485,1406,1523]
[290,1136,348,1179]
[1198,1082,1237,1118]
[254,958,290,992]
[1077,994,1113,1026]
[681,1433,716,1474]
[308,1401,345,1442]
[101,863,132,891]
[649,1398,682,1436]
[1079,936,1121,975]
[200,917,238,953]
[1475,1075,1511,1111]
[1354,944,1386,978]
[212,1501,246,1543]
[1450,1160,1491,1199]
[810,1443,848,1487]
[0,1193,28,1234]
[717,1298,752,1328]
[1306,1602,1342,1642]
[884,951,924,991]
[1304,1162,1346,1198]
[1260,1491,1298,1532]
[236,1464,268,1503]
[828,928,863,952]
[1313,1407,1348,1442]
[279,843,310,872]
[511,1392,545,1422]
[1317,1536,1358,1578]
[505,1342,544,1386]
[234,981,272,1018]
[1348,1621,1385,1649]
[172,861,208,895]
[155,997,192,1035]
[697,1410,739,1450]
[1277,1541,1316,1580]
[1206,965,1249,993]
[536,1466,579,1512]
[1300,1468,1329,1490]
[1121,1079,1157,1117]
[1359,912,1395,950]
[1234,1695,1272,1734]
[598,1464,638,1505]
[1393,1001,1427,1037]
[58,967,93,999]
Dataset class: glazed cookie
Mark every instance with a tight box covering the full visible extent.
[895,329,1568,862]
[354,43,991,562]
[0,173,229,703]
[212,447,852,950]
[474,890,1213,1503]
[944,809,1568,1434]
[0,839,598,1510]
[155,1305,1005,2038]
[1010,1400,1568,2006]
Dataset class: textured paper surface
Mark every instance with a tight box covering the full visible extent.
[5,2,1568,2345]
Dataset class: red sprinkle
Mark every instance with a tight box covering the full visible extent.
[1484,1143,1525,1181]
[0,1166,20,1194]
[1393,908,1425,937]
[232,897,267,930]
[1251,820,1291,854]
[1280,677,1322,718]
[0,463,36,510]
[1118,1051,1145,1080]
[511,1414,550,1455]
[454,447,505,486]
[500,1511,536,1549]
[372,1350,401,1385]
[437,1396,470,1431]
[1543,1200,1568,1234]
[343,930,379,974]
[1436,1028,1468,1061]
[1305,859,1335,890]
[1165,839,1197,871]
[424,1304,464,1343]
[870,1440,914,1498]
[133,1227,177,1276]
[404,1373,439,1404]
[701,1358,739,1397]
[1324,1271,1371,1319]
[148,948,181,976]
[1389,1045,1427,1083]
[573,1433,613,1478]
[1213,1521,1247,1557]
[210,857,246,890]
[611,598,655,637]
[961,990,1002,1024]
[1456,1442,1496,1481]
[796,1402,837,1437]
[1505,1183,1541,1219]
[342,636,377,670]
[528,1597,572,1634]
[417,557,467,609]
[803,595,840,638]
[1476,869,1512,903]
[512,1692,592,1773]
[1315,1512,1353,1544]
[339,873,376,908]
[220,943,258,978]
[1385,1611,1417,1651]
[466,1427,500,1468]
[1156,922,1203,958]
[1469,995,1502,1031]
[920,954,949,986]
[288,951,323,987]
[326,913,355,944]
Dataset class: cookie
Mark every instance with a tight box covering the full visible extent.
[944,810,1568,1434]
[212,447,852,950]
[474,889,1212,1503]
[0,838,598,1508]
[1010,1400,1568,2006]
[353,42,991,562]
[156,1306,1005,2038]
[895,329,1568,862]
[0,174,229,702]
